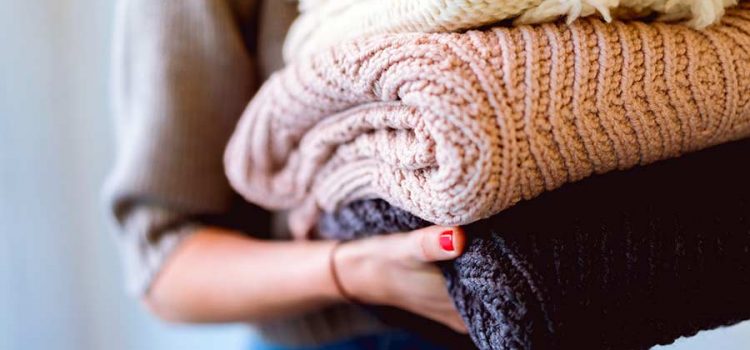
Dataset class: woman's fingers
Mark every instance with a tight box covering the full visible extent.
[441,310,469,334]
[424,297,469,334]
[334,226,469,333]
[406,226,466,262]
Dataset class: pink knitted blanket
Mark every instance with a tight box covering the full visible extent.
[225,4,750,237]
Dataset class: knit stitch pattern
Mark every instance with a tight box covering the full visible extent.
[225,4,750,237]
[285,0,737,61]
[318,139,750,350]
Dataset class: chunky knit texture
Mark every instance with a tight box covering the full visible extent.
[318,139,750,350]
[285,0,737,61]
[225,5,750,237]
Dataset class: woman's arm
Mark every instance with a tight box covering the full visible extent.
[145,226,468,333]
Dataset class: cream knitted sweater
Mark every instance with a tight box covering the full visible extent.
[226,4,750,237]
[284,0,738,61]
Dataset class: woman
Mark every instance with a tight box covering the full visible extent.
[104,0,468,349]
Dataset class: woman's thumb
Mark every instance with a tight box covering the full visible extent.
[407,226,466,262]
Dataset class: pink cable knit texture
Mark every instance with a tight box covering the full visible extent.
[225,4,750,237]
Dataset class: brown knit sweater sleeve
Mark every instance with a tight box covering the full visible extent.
[104,0,257,294]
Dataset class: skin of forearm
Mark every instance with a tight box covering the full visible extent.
[144,227,343,324]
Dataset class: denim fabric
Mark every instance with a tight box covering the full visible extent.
[248,330,446,350]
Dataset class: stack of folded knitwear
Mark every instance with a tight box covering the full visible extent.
[225,1,750,348]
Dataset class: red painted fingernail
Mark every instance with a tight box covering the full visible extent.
[440,230,454,252]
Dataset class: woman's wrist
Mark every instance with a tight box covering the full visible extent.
[328,241,359,303]
[310,240,347,303]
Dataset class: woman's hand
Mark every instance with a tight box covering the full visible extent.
[333,226,468,333]
[144,225,468,334]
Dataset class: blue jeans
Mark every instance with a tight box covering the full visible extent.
[248,330,446,350]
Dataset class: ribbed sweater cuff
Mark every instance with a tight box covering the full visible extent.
[114,205,201,296]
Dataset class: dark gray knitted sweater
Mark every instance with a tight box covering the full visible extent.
[318,140,750,350]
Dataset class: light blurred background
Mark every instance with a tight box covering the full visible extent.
[0,0,748,349]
